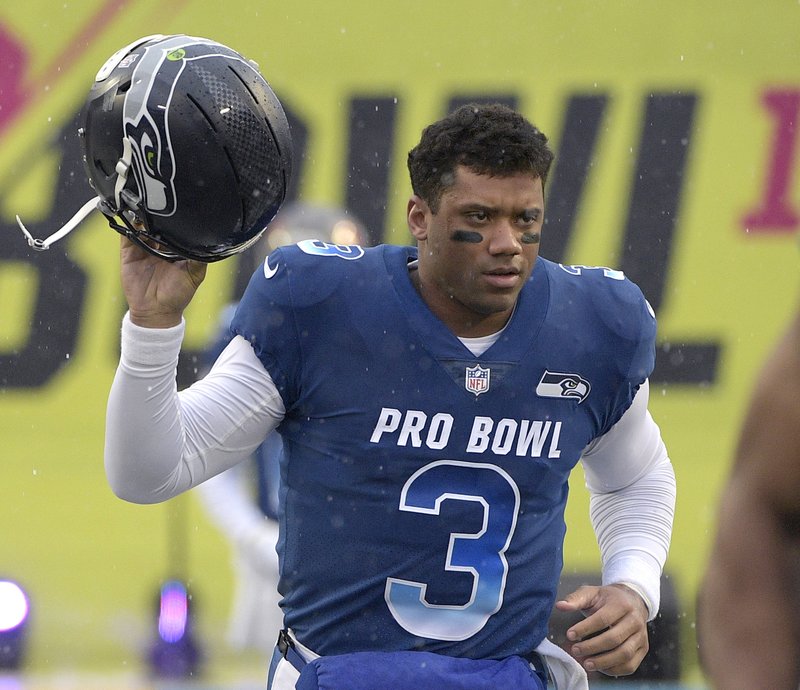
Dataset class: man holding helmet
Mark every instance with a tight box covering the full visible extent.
[85,35,675,690]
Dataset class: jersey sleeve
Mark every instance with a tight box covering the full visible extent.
[591,271,658,436]
[230,243,358,410]
[230,246,302,405]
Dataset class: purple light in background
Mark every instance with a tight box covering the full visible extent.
[157,580,188,643]
[0,581,28,632]
[0,680,23,690]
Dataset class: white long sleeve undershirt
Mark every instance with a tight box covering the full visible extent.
[580,378,675,618]
[105,311,675,617]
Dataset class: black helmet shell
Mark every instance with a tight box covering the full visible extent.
[81,34,293,262]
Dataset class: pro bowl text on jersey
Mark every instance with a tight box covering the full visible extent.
[370,408,564,459]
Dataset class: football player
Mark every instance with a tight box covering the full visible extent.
[104,96,676,689]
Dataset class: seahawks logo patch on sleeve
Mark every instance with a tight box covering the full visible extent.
[535,371,591,403]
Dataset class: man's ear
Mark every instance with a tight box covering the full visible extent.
[407,195,429,241]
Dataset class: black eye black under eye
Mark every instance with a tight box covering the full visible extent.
[521,232,540,244]
[451,229,483,243]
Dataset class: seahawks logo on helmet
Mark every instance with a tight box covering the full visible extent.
[120,36,261,219]
[120,37,190,217]
[535,371,591,403]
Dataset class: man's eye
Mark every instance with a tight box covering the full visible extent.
[468,211,488,222]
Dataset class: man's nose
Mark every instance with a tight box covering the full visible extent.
[488,220,522,254]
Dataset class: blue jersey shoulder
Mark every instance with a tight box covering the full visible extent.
[538,259,657,383]
[250,240,374,306]
[231,242,407,397]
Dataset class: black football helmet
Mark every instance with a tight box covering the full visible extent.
[17,34,293,262]
[83,34,293,261]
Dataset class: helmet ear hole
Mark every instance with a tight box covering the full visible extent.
[79,34,293,262]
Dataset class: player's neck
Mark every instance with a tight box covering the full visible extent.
[408,261,511,338]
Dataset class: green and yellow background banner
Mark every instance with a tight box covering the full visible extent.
[1,0,798,682]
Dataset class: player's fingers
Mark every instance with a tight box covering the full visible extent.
[569,609,638,654]
[186,258,208,287]
[565,600,624,642]
[576,631,649,676]
[120,233,149,260]
[555,584,600,613]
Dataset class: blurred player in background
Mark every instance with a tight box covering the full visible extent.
[106,103,676,690]
[699,301,800,689]
[195,202,369,653]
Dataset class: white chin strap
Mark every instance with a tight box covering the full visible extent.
[15,135,133,252]
[16,196,102,251]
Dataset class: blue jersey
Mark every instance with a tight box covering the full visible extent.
[231,242,656,660]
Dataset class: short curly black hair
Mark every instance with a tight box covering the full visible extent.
[407,103,555,212]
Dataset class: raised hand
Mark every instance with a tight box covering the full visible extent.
[120,236,208,329]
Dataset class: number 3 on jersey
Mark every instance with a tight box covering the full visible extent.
[384,460,521,641]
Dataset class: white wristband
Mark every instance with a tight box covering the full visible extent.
[120,311,185,367]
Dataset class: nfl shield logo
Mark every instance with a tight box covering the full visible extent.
[465,364,491,396]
